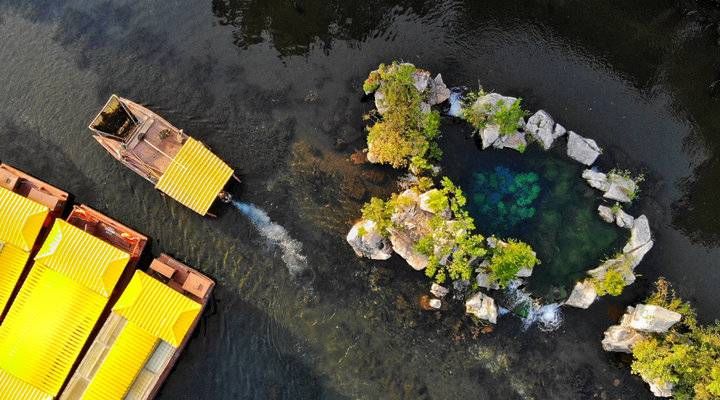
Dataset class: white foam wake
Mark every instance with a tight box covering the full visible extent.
[233,201,309,279]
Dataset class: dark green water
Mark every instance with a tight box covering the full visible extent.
[0,0,719,399]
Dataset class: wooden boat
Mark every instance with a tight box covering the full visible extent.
[0,163,68,320]
[61,254,214,400]
[0,205,148,399]
[89,95,237,216]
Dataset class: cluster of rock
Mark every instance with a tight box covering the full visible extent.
[601,305,682,397]
[347,190,536,324]
[583,169,639,203]
[564,214,654,309]
[453,92,603,165]
[371,64,451,117]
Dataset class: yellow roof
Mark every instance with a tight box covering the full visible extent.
[113,271,201,346]
[0,187,49,251]
[35,220,130,296]
[0,265,107,396]
[82,322,158,400]
[0,369,52,400]
[154,138,233,215]
[0,244,31,318]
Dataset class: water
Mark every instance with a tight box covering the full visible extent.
[0,1,719,399]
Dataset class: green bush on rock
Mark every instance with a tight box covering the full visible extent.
[461,90,527,135]
[630,279,720,400]
[486,239,539,288]
[364,62,442,172]
[590,268,626,296]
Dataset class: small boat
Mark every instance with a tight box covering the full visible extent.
[61,254,214,400]
[89,95,237,216]
[0,163,68,320]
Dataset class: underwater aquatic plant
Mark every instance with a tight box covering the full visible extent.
[470,166,541,232]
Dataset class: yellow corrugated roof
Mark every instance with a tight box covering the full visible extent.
[113,271,201,346]
[0,369,52,400]
[34,220,130,296]
[82,322,158,400]
[0,265,107,396]
[0,244,31,317]
[0,187,49,251]
[154,137,233,215]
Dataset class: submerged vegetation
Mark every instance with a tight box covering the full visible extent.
[631,279,720,400]
[363,62,442,172]
[470,167,541,232]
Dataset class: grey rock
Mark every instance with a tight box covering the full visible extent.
[412,70,431,92]
[465,292,498,323]
[616,209,635,229]
[524,110,555,150]
[493,131,527,152]
[428,299,442,309]
[602,324,645,353]
[419,101,431,114]
[604,173,638,203]
[623,215,653,267]
[346,220,393,260]
[428,74,451,105]
[480,124,501,149]
[389,230,429,270]
[587,256,636,286]
[430,283,449,298]
[567,131,602,165]
[598,205,615,223]
[647,379,673,398]
[582,169,610,191]
[629,304,682,333]
[552,123,567,139]
[475,261,500,289]
[374,89,389,115]
[516,266,533,278]
[564,280,597,309]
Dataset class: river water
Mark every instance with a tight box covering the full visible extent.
[0,0,719,399]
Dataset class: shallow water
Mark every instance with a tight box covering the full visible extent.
[0,0,719,399]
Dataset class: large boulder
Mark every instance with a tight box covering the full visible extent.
[465,292,498,323]
[647,379,673,398]
[623,215,653,267]
[628,304,682,333]
[346,220,393,260]
[389,230,429,270]
[604,173,638,203]
[524,110,555,150]
[587,256,636,286]
[566,131,602,165]
[564,280,597,309]
[582,169,610,191]
[428,74,451,105]
[479,124,501,149]
[493,131,527,152]
[598,205,615,223]
[615,209,635,229]
[602,325,645,353]
[419,189,445,214]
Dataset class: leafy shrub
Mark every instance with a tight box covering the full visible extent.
[460,90,526,135]
[364,62,442,169]
[494,99,526,135]
[486,239,539,288]
[630,279,720,400]
[361,197,393,236]
[590,268,626,296]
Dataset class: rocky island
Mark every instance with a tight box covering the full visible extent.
[344,61,706,398]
